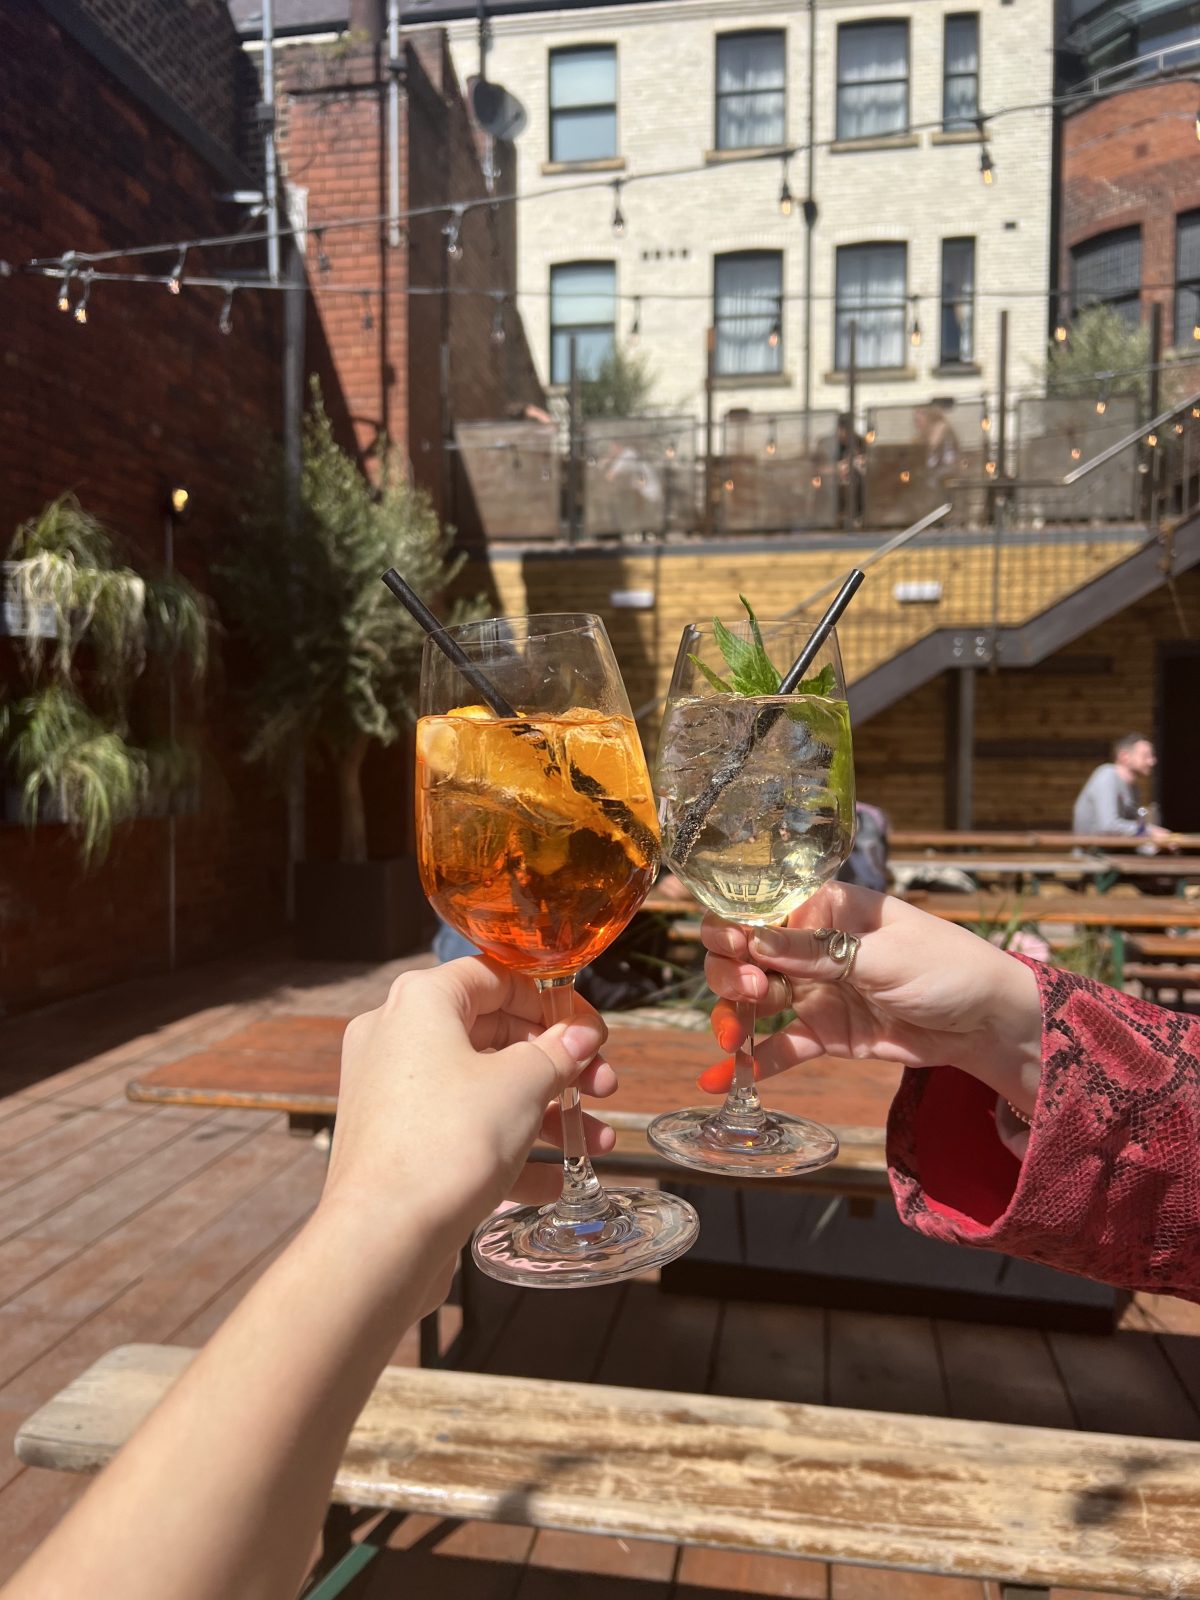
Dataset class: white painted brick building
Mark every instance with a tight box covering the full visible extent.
[431,0,1055,425]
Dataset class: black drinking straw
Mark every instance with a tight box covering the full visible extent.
[381,568,517,718]
[673,567,866,864]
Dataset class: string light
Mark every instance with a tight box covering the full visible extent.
[980,399,991,433]
[218,283,235,335]
[167,247,187,294]
[1193,406,1200,420]
[57,272,72,313]
[811,474,822,489]
[1147,432,1159,447]
[985,459,997,476]
[611,180,626,238]
[1176,421,1185,435]
[768,300,781,349]
[664,442,676,460]
[1053,303,1069,342]
[1095,386,1108,415]
[909,297,922,349]
[491,296,506,344]
[778,157,794,218]
[314,229,332,275]
[865,428,876,444]
[899,469,911,484]
[977,121,995,185]
[1193,316,1200,341]
[765,419,778,457]
[723,476,734,491]
[443,208,463,260]
[360,291,373,331]
[629,296,641,343]
[1070,445,1082,460]
[73,272,93,324]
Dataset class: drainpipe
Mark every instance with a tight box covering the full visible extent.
[262,0,280,283]
[802,0,817,433]
[388,1,402,248]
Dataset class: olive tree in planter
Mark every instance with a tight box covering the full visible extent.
[221,389,475,959]
[0,495,207,864]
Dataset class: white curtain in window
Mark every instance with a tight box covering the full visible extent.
[715,253,782,376]
[940,237,975,362]
[943,15,979,128]
[717,33,785,148]
[838,23,908,139]
[836,243,906,369]
[550,262,616,383]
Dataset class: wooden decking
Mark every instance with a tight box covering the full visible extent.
[2,951,1199,1598]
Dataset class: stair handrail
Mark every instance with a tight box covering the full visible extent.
[1061,388,1200,485]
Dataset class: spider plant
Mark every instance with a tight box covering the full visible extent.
[1,495,208,864]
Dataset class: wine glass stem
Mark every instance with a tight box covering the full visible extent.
[715,998,767,1134]
[538,976,613,1223]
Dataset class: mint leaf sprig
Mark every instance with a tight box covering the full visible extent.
[690,596,836,698]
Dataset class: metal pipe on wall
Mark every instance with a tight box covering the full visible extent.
[387,1,402,248]
[262,0,280,283]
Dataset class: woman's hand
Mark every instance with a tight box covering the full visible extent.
[322,958,616,1256]
[702,883,1043,1113]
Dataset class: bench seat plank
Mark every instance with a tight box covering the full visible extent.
[17,1344,1200,1597]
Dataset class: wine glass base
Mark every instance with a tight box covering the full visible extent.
[646,1107,839,1177]
[471,1187,699,1288]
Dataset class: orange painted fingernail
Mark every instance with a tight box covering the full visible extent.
[716,1022,740,1052]
[698,1058,736,1094]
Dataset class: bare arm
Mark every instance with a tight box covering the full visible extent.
[3,962,611,1600]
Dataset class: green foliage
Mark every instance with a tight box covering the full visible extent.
[691,596,837,698]
[1,494,210,864]
[219,384,478,860]
[1046,305,1151,411]
[579,348,656,419]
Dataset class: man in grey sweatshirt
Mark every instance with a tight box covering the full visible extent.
[1072,733,1169,839]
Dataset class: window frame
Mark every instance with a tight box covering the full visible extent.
[835,19,911,143]
[713,249,785,378]
[940,236,976,366]
[834,241,909,372]
[1175,209,1200,347]
[1069,225,1143,328]
[548,259,617,387]
[547,43,618,165]
[942,13,980,132]
[714,28,787,152]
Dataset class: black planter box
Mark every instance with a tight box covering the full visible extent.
[295,857,430,961]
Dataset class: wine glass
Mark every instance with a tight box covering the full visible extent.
[416,613,699,1286]
[647,618,856,1176]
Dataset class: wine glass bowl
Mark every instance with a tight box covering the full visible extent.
[648,617,855,1177]
[416,613,699,1285]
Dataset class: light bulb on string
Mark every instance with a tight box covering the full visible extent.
[980,399,991,434]
[1053,304,1069,343]
[73,272,93,325]
[57,272,73,313]
[1148,432,1158,447]
[611,180,626,238]
[977,120,995,185]
[629,296,641,343]
[767,299,781,349]
[313,230,332,275]
[1195,107,1200,141]
[1095,386,1108,415]
[664,441,676,460]
[778,157,794,218]
[218,283,235,335]
[909,298,922,349]
[443,208,464,261]
[360,291,373,332]
[765,418,777,457]
[1193,318,1200,342]
[167,247,187,294]
[491,298,506,345]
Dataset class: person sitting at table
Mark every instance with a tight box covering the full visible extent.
[699,882,1200,1302]
[1071,732,1170,842]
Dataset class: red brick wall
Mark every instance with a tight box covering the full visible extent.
[273,30,543,522]
[1061,81,1200,341]
[0,6,288,1015]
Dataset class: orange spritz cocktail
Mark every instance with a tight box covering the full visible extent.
[416,704,660,978]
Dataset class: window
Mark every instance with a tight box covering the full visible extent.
[714,252,783,376]
[549,46,617,163]
[716,31,786,150]
[550,262,616,384]
[943,15,979,130]
[1070,226,1142,328]
[835,243,907,369]
[1176,210,1200,347]
[836,21,909,141]
[940,237,976,364]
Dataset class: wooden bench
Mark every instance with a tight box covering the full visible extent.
[17,1343,1200,1600]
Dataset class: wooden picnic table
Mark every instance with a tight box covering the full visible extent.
[891,853,1200,881]
[911,890,1200,930]
[891,829,1200,852]
[125,1017,897,1200]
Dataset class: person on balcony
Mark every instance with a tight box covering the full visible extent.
[1071,732,1170,841]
